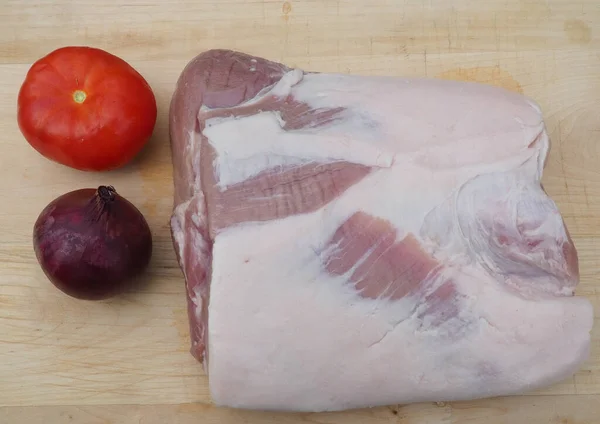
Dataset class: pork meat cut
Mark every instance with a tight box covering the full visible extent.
[168,49,593,412]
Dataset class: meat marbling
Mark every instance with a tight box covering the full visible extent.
[168,49,593,412]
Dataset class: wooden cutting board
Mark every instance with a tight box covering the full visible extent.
[1,0,599,422]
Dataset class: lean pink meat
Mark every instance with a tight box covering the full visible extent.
[168,49,593,412]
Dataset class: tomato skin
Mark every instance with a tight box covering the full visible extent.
[17,46,157,171]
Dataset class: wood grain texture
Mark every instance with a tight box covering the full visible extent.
[1,0,599,422]
[1,396,600,424]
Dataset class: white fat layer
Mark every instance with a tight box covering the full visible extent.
[203,72,546,191]
[270,69,304,98]
[204,111,394,189]
[208,211,593,411]
[194,68,593,411]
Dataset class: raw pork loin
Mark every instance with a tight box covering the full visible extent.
[169,49,593,412]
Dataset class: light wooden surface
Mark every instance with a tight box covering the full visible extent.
[1,0,599,423]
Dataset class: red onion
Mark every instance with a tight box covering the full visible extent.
[33,185,153,300]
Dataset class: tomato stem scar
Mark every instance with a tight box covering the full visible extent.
[73,90,87,104]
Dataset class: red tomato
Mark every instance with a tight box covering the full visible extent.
[17,46,157,171]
